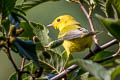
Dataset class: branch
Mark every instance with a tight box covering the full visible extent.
[84,39,118,59]
[4,44,19,72]
[50,65,78,80]
[73,0,98,45]
[50,39,118,80]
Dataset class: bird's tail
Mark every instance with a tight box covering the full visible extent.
[84,31,102,37]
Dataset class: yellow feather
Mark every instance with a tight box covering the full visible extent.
[49,15,94,57]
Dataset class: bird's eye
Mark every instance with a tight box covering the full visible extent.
[57,19,60,22]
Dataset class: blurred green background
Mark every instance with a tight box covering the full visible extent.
[0,0,117,80]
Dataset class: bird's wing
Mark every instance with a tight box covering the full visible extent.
[59,28,90,40]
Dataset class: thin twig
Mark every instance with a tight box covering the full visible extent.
[0,12,2,25]
[73,0,98,44]
[4,45,19,72]
[50,39,118,80]
[20,57,26,71]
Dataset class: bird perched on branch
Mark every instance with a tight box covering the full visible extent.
[47,15,98,67]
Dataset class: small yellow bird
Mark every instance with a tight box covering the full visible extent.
[47,15,97,67]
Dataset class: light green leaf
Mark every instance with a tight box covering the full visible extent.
[88,77,99,80]
[96,14,120,40]
[38,50,64,73]
[30,22,50,46]
[76,59,111,80]
[111,65,120,80]
[80,72,89,80]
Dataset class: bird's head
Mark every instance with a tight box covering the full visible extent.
[47,15,79,31]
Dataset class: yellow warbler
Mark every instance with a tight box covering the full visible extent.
[47,15,99,68]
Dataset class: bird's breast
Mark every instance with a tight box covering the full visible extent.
[62,36,93,53]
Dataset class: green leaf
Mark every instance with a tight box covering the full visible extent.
[112,0,120,18]
[96,14,120,40]
[106,0,120,18]
[93,51,115,61]
[8,72,17,80]
[80,72,89,80]
[20,22,35,39]
[14,38,40,68]
[106,0,114,18]
[93,51,118,66]
[38,50,64,73]
[45,39,63,49]
[88,77,99,80]
[0,0,17,19]
[75,59,111,80]
[36,42,44,51]
[111,65,120,80]
[16,0,60,11]
[30,22,51,46]
[9,62,44,80]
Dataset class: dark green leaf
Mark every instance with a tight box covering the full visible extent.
[0,0,17,19]
[96,14,120,40]
[93,51,119,66]
[93,51,115,61]
[75,59,111,80]
[8,72,17,80]
[2,18,11,34]
[106,0,114,18]
[106,0,120,18]
[9,62,43,80]
[112,0,120,18]
[20,22,35,39]
[36,42,44,51]
[14,38,40,68]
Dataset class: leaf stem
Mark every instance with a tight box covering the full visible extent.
[39,59,60,73]
[20,57,26,71]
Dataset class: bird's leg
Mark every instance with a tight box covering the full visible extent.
[61,56,69,80]
[62,56,69,71]
[89,48,94,55]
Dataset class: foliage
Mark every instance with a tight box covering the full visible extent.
[0,0,120,80]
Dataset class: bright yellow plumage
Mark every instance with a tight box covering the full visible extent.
[48,15,94,57]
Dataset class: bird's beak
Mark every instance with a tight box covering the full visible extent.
[47,24,53,27]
